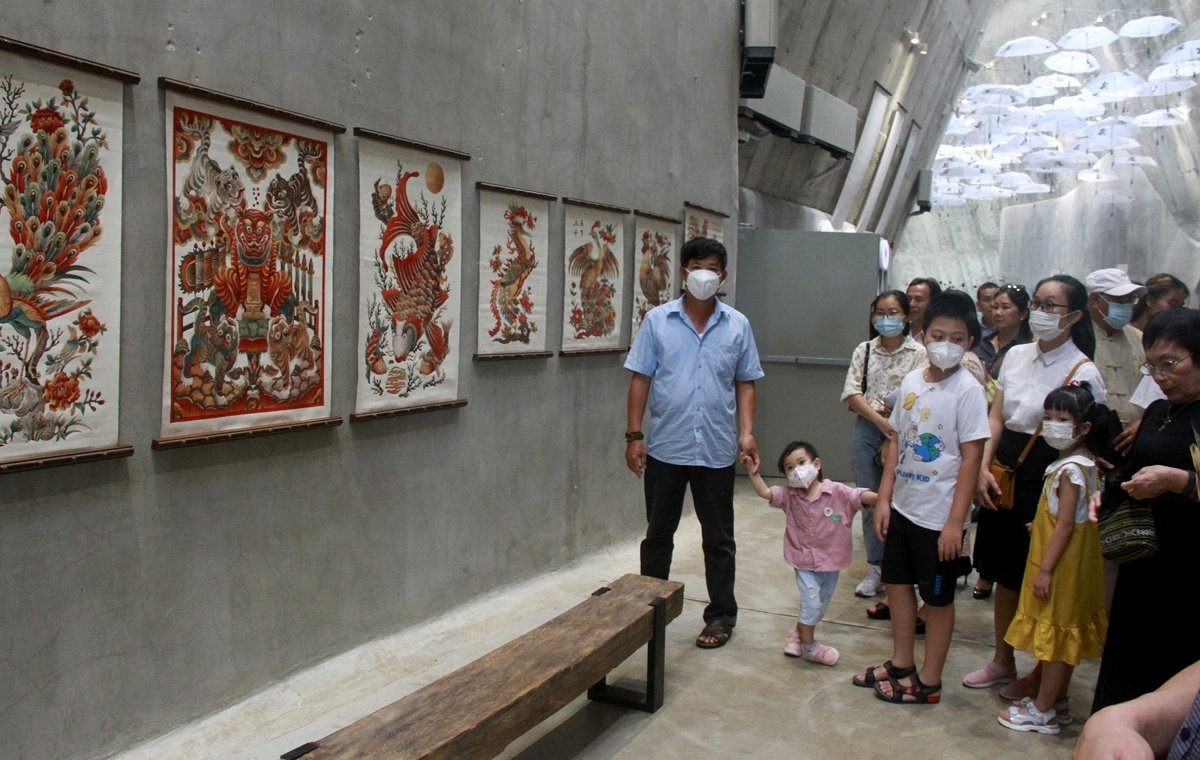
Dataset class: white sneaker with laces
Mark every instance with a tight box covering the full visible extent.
[855,565,883,598]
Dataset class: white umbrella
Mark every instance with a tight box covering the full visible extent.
[1132,108,1187,127]
[1118,16,1182,39]
[1045,51,1101,74]
[1032,114,1089,135]
[996,171,1034,188]
[1075,135,1142,152]
[962,186,1013,200]
[1032,73,1082,90]
[1052,93,1107,119]
[1084,120,1140,139]
[1015,182,1052,194]
[1078,168,1118,182]
[1060,147,1100,165]
[1057,26,1118,50]
[1021,80,1060,99]
[1136,79,1197,98]
[1029,160,1082,174]
[1083,70,1146,103]
[1112,154,1157,167]
[1149,61,1200,81]
[935,144,974,161]
[1160,39,1200,63]
[996,36,1058,57]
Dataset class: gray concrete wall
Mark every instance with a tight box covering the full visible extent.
[0,2,740,757]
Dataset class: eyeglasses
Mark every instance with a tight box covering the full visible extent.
[1139,355,1193,376]
[872,309,904,317]
[1029,300,1069,313]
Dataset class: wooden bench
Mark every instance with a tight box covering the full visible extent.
[283,573,685,760]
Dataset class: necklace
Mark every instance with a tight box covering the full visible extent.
[1160,400,1198,431]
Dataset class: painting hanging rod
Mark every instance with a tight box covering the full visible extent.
[473,352,555,362]
[558,347,628,358]
[0,36,140,83]
[683,201,729,218]
[0,445,134,476]
[633,209,683,225]
[353,127,471,161]
[563,198,632,215]
[348,399,468,423]
[158,77,346,133]
[475,181,556,201]
[151,416,343,450]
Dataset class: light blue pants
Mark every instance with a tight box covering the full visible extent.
[850,415,886,565]
[795,569,839,626]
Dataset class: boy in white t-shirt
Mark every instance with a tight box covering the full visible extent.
[852,291,991,704]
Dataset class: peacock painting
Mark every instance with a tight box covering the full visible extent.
[0,69,120,452]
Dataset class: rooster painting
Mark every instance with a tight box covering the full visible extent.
[363,161,456,397]
[567,220,619,339]
[0,76,110,446]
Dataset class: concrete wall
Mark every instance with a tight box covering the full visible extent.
[0,2,740,757]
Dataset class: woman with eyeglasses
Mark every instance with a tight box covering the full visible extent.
[963,275,1107,707]
[841,290,927,600]
[1090,308,1200,713]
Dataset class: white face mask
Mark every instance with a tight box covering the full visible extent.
[787,463,818,488]
[926,341,966,370]
[1030,310,1067,341]
[1042,420,1077,450]
[685,269,721,301]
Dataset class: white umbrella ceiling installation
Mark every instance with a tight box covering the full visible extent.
[932,10,1189,208]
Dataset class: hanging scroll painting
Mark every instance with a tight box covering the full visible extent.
[355,136,462,412]
[685,203,726,244]
[162,91,334,437]
[476,187,549,356]
[630,214,678,343]
[0,54,125,461]
[561,203,625,352]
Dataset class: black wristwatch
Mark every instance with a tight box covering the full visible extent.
[625,431,644,443]
[1186,470,1198,500]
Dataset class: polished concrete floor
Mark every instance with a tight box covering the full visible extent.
[116,477,1096,759]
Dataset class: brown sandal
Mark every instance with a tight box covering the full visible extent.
[696,619,733,649]
[852,659,916,688]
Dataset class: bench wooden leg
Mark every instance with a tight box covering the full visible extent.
[586,596,667,713]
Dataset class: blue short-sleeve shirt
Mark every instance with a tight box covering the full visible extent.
[625,297,764,468]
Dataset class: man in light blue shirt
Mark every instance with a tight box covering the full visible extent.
[624,236,764,649]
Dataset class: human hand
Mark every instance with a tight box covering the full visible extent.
[1121,465,1184,501]
[1034,569,1052,600]
[625,439,646,478]
[978,468,999,510]
[937,525,962,562]
[1114,419,1141,457]
[738,433,760,474]
[873,500,891,543]
[1072,706,1156,760]
[740,453,760,476]
[1088,490,1103,523]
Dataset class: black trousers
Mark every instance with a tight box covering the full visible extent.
[640,455,737,624]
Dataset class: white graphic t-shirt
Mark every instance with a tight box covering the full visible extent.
[888,365,991,530]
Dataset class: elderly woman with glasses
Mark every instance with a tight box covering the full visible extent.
[1090,308,1200,713]
[972,283,1033,404]
[963,275,1107,708]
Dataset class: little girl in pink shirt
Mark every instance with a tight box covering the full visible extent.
[748,440,877,665]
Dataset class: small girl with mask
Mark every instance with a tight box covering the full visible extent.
[747,441,876,665]
[997,382,1110,735]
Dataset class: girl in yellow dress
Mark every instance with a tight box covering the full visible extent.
[998,382,1110,735]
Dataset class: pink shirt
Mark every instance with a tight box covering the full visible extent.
[768,480,867,572]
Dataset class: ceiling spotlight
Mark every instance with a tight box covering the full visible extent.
[919,43,929,55]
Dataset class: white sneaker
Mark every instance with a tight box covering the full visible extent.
[855,565,883,598]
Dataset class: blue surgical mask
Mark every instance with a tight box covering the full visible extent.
[1103,300,1134,330]
[873,315,905,337]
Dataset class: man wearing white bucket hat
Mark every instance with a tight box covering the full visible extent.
[1085,268,1148,429]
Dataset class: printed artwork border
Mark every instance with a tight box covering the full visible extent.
[0,38,137,472]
